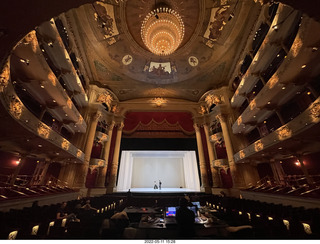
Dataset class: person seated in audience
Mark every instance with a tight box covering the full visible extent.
[56,202,80,223]
[110,211,130,237]
[176,197,195,238]
[81,199,98,211]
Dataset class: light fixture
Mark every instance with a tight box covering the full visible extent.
[301,64,307,69]
[19,58,30,65]
[141,7,185,56]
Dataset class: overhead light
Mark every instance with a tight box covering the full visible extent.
[267,101,271,104]
[20,58,30,65]
[38,144,42,147]
[278,147,282,150]
[301,64,307,69]
[228,13,234,21]
[53,99,56,103]
[307,91,311,95]
[282,86,286,90]
[40,85,45,88]
[141,7,185,56]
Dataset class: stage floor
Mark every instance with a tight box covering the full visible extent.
[117,188,200,193]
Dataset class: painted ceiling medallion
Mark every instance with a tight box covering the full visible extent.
[141,7,185,56]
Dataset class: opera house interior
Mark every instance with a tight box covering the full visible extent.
[0,0,320,240]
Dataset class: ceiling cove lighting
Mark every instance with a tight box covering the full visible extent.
[141,7,185,56]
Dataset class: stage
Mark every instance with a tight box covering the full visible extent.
[117,188,201,193]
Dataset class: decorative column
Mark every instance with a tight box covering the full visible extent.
[106,122,124,193]
[270,159,286,185]
[75,111,102,188]
[203,124,220,187]
[216,114,242,187]
[96,121,115,188]
[194,123,210,193]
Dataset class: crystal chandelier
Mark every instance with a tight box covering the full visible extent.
[141,7,185,56]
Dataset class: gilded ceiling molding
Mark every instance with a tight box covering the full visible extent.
[151,97,167,107]
[96,91,113,109]
[205,94,222,108]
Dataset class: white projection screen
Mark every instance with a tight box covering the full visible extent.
[117,151,200,192]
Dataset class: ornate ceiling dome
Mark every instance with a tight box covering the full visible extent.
[141,7,185,56]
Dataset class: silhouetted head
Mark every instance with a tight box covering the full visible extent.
[179,197,188,207]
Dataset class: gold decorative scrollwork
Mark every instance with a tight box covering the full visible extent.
[0,63,10,92]
[61,139,70,151]
[37,123,50,139]
[205,94,221,107]
[199,105,206,115]
[277,126,292,140]
[10,98,23,119]
[254,140,264,152]
[267,75,279,89]
[310,102,320,118]
[291,37,303,58]
[97,91,113,107]
[23,30,38,53]
[239,150,245,159]
[77,149,83,158]
[48,72,56,86]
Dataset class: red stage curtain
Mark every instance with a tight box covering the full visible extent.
[85,168,98,188]
[220,168,233,188]
[123,112,194,132]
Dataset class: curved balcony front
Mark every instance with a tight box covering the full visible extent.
[231,5,301,108]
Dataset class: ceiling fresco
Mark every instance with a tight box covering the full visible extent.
[66,0,261,101]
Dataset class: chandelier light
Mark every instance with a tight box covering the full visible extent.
[141,7,185,56]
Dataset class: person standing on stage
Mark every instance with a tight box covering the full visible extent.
[154,181,158,189]
[159,180,162,190]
